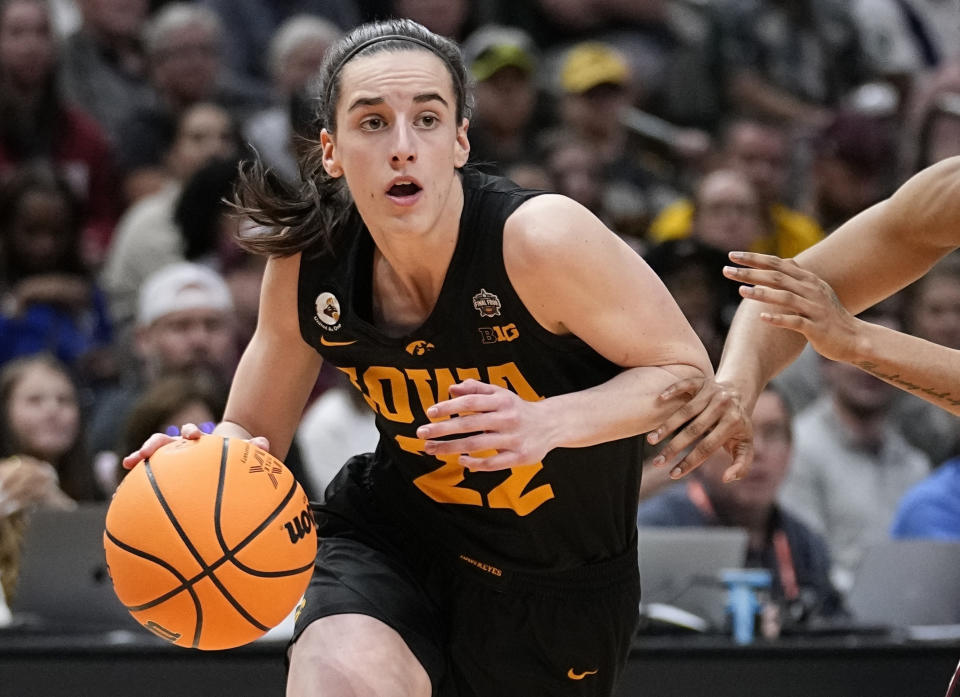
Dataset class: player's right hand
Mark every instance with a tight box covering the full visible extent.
[646,377,754,483]
[121,424,271,470]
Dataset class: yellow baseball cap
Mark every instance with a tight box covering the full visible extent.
[560,42,630,94]
[462,25,537,82]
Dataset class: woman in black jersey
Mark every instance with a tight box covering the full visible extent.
[125,19,712,697]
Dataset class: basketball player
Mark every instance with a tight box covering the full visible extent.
[648,155,960,480]
[124,19,713,697]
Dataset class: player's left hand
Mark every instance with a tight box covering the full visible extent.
[415,379,552,471]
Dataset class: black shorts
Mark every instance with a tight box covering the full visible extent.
[292,454,640,697]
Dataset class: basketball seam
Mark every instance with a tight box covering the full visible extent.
[144,459,214,647]
[104,528,203,613]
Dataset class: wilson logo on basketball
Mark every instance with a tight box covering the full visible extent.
[405,340,435,355]
[249,450,282,489]
[284,509,314,544]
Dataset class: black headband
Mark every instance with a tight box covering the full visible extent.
[323,33,463,113]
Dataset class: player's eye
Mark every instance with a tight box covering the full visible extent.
[360,116,385,131]
[416,114,439,128]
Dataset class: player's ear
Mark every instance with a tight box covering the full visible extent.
[320,129,343,178]
[454,118,470,168]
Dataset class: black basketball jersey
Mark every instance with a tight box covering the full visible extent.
[297,167,642,573]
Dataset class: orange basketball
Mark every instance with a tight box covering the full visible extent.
[103,435,317,650]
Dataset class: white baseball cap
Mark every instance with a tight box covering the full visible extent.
[137,262,234,327]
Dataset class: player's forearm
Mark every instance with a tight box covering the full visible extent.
[716,297,808,408]
[541,363,708,449]
[845,321,960,415]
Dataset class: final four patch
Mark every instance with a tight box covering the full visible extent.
[472,288,502,317]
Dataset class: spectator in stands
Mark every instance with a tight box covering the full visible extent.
[170,157,264,351]
[58,0,152,145]
[101,103,240,330]
[803,110,899,233]
[243,15,342,185]
[853,0,960,89]
[0,166,114,382]
[0,353,101,604]
[197,0,360,97]
[643,238,729,368]
[115,2,260,203]
[461,24,554,176]
[780,305,930,593]
[638,385,846,626]
[490,0,668,66]
[0,0,119,267]
[643,169,766,366]
[389,0,479,45]
[914,91,960,171]
[650,117,824,257]
[890,456,960,540]
[548,42,681,234]
[88,262,237,457]
[689,168,767,254]
[718,0,866,128]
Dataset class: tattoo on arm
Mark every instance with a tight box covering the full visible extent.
[854,360,960,407]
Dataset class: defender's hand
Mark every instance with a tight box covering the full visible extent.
[724,252,862,364]
[646,377,754,482]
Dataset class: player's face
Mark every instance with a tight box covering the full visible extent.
[7,363,80,461]
[321,50,470,236]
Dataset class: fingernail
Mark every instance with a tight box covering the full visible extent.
[652,455,665,468]
[426,406,438,417]
[724,265,739,276]
[648,430,660,444]
[670,466,683,479]
[729,251,745,260]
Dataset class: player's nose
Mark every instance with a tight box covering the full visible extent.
[390,122,416,164]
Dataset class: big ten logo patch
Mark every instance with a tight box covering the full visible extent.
[479,323,519,344]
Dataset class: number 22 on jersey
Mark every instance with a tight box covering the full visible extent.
[395,435,554,517]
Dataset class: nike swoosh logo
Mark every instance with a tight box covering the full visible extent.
[320,336,358,347]
[567,668,598,680]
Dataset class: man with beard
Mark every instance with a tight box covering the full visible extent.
[87,262,237,457]
[777,305,930,594]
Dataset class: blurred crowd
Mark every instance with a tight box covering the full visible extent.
[1,0,959,631]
